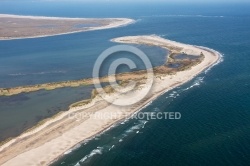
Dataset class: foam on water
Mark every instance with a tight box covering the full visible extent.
[183,77,204,91]
[108,145,115,151]
[69,58,217,160]
[64,144,81,155]
[165,76,205,102]
[195,46,224,74]
[121,120,147,136]
[77,147,104,164]
[61,46,223,164]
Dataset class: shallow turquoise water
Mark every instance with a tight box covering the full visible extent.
[1,2,250,166]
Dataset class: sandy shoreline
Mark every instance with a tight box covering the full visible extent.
[0,35,221,166]
[0,14,126,20]
[0,14,135,40]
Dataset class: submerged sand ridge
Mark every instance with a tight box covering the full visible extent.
[0,35,221,166]
[0,14,135,40]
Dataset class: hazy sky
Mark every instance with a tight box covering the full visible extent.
[14,0,250,2]
[2,0,250,3]
[43,0,249,2]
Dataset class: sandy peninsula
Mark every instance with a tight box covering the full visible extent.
[0,14,135,40]
[0,35,221,166]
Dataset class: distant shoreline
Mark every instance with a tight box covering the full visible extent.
[0,14,128,20]
[0,14,135,40]
[0,35,222,166]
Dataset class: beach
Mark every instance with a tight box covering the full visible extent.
[0,35,221,166]
[0,14,135,40]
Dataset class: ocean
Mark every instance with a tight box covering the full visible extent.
[1,2,250,166]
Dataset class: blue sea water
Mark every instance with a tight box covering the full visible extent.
[1,1,250,166]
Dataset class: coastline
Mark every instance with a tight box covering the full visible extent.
[0,35,221,166]
[0,14,135,40]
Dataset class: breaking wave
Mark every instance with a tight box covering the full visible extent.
[65,46,224,165]
[64,143,81,155]
[196,46,224,74]
[74,147,104,166]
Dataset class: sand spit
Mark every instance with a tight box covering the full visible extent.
[0,35,221,166]
[0,14,135,40]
